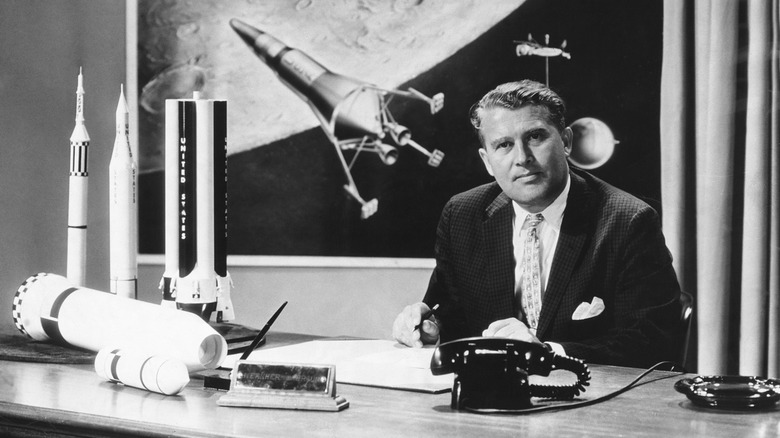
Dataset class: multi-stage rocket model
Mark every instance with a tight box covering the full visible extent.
[229,19,445,219]
[109,85,138,298]
[67,68,90,286]
[160,92,234,323]
[12,273,227,372]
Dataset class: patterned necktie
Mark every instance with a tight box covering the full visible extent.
[520,213,544,333]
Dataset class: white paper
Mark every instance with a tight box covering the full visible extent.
[221,340,452,393]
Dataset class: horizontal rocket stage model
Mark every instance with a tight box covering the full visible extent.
[230,19,445,219]
[161,93,234,323]
[12,273,227,372]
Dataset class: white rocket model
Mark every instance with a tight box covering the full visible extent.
[67,68,90,286]
[12,273,227,372]
[109,85,138,298]
[95,347,190,395]
[161,92,234,322]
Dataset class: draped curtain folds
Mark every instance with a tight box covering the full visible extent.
[661,0,780,376]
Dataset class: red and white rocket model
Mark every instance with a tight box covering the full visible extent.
[161,92,234,322]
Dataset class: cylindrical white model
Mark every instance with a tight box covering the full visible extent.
[109,85,138,299]
[95,347,190,395]
[67,68,90,287]
[160,99,180,308]
[161,93,234,322]
[12,273,227,371]
[174,96,219,315]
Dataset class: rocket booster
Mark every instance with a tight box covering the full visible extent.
[161,99,179,308]
[12,273,227,371]
[67,68,90,287]
[109,85,138,299]
[229,19,383,141]
[161,93,234,322]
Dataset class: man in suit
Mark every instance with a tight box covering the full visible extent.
[392,80,682,368]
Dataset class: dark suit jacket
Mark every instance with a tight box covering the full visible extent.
[423,168,682,367]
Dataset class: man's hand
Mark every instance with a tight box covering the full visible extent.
[392,302,440,348]
[482,318,542,344]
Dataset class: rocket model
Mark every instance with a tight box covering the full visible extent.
[95,347,190,395]
[67,68,90,286]
[229,19,445,219]
[161,92,234,322]
[109,85,138,298]
[12,273,227,372]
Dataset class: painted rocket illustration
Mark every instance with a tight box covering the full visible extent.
[229,19,444,219]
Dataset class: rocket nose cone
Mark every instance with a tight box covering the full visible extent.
[229,18,262,47]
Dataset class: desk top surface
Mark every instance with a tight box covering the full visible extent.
[0,329,778,438]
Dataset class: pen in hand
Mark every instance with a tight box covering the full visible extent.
[414,304,439,332]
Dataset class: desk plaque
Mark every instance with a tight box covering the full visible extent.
[217,361,348,411]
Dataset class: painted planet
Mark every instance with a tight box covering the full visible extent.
[568,117,618,169]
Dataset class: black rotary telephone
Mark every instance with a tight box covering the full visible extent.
[431,337,591,411]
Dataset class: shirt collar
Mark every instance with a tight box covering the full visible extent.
[512,174,570,230]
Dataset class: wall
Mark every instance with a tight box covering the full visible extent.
[0,0,124,328]
[137,259,431,339]
[0,0,430,339]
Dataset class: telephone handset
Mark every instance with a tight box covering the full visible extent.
[431,337,591,411]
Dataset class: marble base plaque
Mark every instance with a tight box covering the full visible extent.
[217,361,349,412]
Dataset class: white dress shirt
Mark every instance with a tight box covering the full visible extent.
[512,176,570,296]
[512,176,570,355]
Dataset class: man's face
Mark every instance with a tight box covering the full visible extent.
[478,105,572,213]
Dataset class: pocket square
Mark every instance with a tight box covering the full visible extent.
[572,297,605,320]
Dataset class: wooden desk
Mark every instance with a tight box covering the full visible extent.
[0,331,777,437]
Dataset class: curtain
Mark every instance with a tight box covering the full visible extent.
[661,0,780,376]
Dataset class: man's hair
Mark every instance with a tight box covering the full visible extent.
[469,80,567,144]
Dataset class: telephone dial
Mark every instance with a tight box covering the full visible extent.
[431,337,591,411]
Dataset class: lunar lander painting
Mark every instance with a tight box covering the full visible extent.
[136,0,663,258]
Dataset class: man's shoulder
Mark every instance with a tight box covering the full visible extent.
[572,167,657,217]
[448,181,505,210]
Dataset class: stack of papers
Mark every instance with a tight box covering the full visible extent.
[221,340,452,393]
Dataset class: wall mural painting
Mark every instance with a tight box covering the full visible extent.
[136,0,663,258]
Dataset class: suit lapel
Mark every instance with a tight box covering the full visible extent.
[481,191,516,320]
[537,171,592,338]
